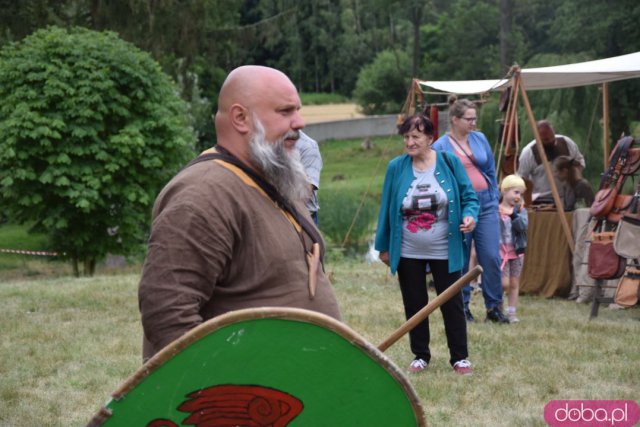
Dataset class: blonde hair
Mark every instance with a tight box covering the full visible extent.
[448,94,476,121]
[500,174,526,192]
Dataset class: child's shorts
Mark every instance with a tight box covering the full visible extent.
[501,256,523,278]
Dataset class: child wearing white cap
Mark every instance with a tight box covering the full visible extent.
[499,175,528,322]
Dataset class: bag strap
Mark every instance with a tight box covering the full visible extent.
[532,137,570,165]
[630,193,640,215]
[599,136,634,189]
[183,148,325,261]
[447,133,493,188]
[622,189,640,220]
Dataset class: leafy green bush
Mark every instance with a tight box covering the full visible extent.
[0,26,195,276]
[352,49,411,115]
[318,190,378,255]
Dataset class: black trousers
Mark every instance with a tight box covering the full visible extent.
[396,258,468,366]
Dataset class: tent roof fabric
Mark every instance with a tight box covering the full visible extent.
[418,51,640,94]
[418,79,508,94]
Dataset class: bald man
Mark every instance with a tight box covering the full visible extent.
[517,120,592,208]
[138,66,341,360]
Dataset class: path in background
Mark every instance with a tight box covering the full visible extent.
[302,103,364,124]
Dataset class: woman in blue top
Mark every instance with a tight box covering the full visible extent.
[433,96,509,324]
[375,113,479,375]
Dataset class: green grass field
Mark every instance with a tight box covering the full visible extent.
[0,223,63,278]
[320,135,404,196]
[318,136,404,252]
[0,262,638,426]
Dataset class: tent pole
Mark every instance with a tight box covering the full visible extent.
[517,75,575,254]
[496,77,520,181]
[602,83,610,170]
[507,77,521,173]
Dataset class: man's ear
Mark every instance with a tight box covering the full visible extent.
[229,103,251,134]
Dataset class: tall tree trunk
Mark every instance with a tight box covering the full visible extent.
[83,257,96,277]
[411,4,422,78]
[499,0,513,74]
[72,257,79,278]
[90,0,103,30]
[315,54,320,93]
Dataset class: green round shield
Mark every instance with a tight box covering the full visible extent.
[88,307,426,426]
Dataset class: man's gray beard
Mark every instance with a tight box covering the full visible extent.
[248,119,310,204]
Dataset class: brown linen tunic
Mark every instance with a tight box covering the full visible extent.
[139,158,341,360]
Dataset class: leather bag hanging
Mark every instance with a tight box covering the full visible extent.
[591,176,625,219]
[590,136,634,218]
[606,194,633,223]
[588,223,626,280]
[614,193,640,259]
[613,266,640,307]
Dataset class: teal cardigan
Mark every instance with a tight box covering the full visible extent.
[374,151,479,274]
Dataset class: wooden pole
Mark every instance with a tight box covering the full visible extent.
[497,80,519,180]
[518,76,575,254]
[502,79,519,151]
[602,83,610,170]
[377,266,482,352]
[504,77,521,175]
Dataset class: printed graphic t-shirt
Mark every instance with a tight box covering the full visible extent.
[400,166,449,259]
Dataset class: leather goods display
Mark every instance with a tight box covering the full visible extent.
[590,136,636,218]
[588,227,626,280]
[614,193,640,259]
[591,177,624,219]
[607,194,633,223]
[614,266,640,307]
[617,144,640,175]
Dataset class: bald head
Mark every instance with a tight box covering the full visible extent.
[537,120,556,146]
[218,66,286,111]
[214,66,304,163]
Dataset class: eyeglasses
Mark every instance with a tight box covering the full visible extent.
[460,117,477,123]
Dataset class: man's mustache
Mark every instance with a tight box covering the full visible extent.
[284,130,300,141]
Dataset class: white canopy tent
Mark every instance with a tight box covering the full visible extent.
[412,51,640,254]
[418,51,640,94]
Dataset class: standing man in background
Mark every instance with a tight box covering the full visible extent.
[517,120,592,208]
[296,131,323,225]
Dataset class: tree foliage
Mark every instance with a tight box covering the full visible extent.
[0,0,240,151]
[0,1,639,264]
[353,49,412,114]
[0,26,195,275]
[2,0,634,139]
[421,0,501,80]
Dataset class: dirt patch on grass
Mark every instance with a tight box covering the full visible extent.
[301,103,364,124]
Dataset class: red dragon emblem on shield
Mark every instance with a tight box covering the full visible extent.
[145,384,304,427]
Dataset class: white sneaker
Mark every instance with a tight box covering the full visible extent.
[408,358,428,373]
[453,359,473,375]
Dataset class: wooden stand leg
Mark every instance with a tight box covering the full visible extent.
[589,279,614,320]
[589,280,603,319]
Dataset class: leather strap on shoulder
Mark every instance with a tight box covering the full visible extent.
[182,148,325,260]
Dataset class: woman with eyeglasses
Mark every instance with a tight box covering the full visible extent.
[433,95,509,324]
